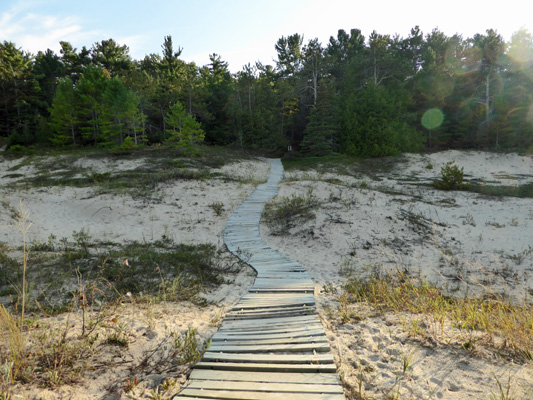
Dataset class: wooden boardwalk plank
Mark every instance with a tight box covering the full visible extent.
[185,380,344,394]
[225,310,316,320]
[212,329,326,342]
[202,352,334,364]
[232,301,315,308]
[208,342,331,353]
[220,314,319,328]
[189,370,340,385]
[219,323,324,334]
[178,388,345,399]
[194,362,338,373]
[210,336,328,346]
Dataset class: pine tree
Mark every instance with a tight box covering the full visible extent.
[165,101,205,156]
[300,81,338,156]
[49,77,79,145]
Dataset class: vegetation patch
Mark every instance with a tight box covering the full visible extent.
[433,161,471,191]
[263,189,320,235]
[470,182,533,199]
[342,267,533,362]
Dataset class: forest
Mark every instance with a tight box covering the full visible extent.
[1,26,533,156]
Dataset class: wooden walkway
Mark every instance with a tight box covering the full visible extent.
[177,159,345,400]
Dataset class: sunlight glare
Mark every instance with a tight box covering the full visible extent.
[421,108,445,130]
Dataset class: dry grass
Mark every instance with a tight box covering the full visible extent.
[342,266,533,362]
[0,202,223,399]
[262,189,319,235]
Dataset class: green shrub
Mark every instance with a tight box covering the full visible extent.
[109,136,138,155]
[434,161,470,190]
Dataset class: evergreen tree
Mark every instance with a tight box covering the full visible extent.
[76,66,110,144]
[59,41,90,83]
[341,83,424,157]
[49,77,79,145]
[0,41,40,143]
[91,39,132,76]
[33,49,65,110]
[165,101,205,156]
[300,80,338,155]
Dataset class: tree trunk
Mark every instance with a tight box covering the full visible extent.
[70,114,76,144]
[486,73,494,146]
[132,116,137,145]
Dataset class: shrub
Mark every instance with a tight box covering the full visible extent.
[434,161,470,190]
[109,136,138,155]
[263,189,319,235]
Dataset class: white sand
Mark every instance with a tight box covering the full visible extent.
[1,150,532,399]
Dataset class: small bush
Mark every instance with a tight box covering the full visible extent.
[109,136,138,155]
[263,189,319,235]
[434,161,470,190]
[208,202,225,217]
[87,171,111,184]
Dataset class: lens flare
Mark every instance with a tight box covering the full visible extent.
[421,108,444,130]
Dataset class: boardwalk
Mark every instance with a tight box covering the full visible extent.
[177,159,346,399]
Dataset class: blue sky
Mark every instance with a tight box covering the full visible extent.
[1,0,532,72]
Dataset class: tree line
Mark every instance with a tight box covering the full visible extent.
[1,27,533,156]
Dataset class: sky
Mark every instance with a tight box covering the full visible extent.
[1,0,532,72]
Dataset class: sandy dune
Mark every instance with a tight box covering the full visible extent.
[1,150,532,399]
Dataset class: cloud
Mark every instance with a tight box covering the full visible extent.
[0,2,101,54]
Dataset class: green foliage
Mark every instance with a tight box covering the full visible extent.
[3,29,533,153]
[469,182,533,199]
[341,84,424,157]
[434,161,470,190]
[49,77,78,146]
[165,101,205,156]
[0,41,40,142]
[109,136,138,155]
[300,80,338,156]
[208,202,225,216]
[49,69,146,147]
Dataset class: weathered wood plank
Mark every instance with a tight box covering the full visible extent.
[232,302,315,310]
[178,388,345,399]
[239,293,314,299]
[202,352,334,365]
[227,305,315,313]
[221,314,319,328]
[218,324,325,335]
[248,288,314,294]
[185,380,344,394]
[194,361,338,373]
[225,309,316,320]
[207,342,331,353]
[212,329,326,342]
[189,370,340,385]
[231,300,315,309]
[210,335,328,346]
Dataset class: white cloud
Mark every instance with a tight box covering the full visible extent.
[0,2,101,54]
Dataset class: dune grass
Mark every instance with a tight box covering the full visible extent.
[341,267,533,362]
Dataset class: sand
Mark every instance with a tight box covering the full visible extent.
[1,150,532,399]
